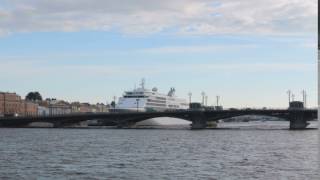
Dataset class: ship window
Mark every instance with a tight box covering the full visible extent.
[155,97,166,100]
[146,103,166,107]
[124,96,147,98]
[147,99,166,104]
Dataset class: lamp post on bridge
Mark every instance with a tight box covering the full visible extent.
[287,90,291,104]
[201,92,205,106]
[205,96,208,106]
[188,92,192,105]
[301,90,307,108]
[216,95,220,106]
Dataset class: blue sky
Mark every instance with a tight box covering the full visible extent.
[0,0,317,108]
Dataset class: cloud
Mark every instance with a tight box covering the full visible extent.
[0,60,314,79]
[140,44,257,53]
[0,0,316,36]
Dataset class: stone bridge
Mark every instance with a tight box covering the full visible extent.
[0,109,317,130]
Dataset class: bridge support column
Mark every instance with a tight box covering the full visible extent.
[116,121,137,128]
[52,121,88,128]
[289,112,309,130]
[190,112,207,130]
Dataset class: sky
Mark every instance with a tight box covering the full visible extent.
[0,0,317,108]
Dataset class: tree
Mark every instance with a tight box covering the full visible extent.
[25,92,43,102]
[110,101,116,108]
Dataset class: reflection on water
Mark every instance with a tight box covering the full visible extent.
[0,120,318,179]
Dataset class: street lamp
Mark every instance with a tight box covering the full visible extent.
[216,95,220,106]
[286,90,291,104]
[205,96,208,106]
[201,92,205,106]
[301,90,307,108]
[188,92,192,104]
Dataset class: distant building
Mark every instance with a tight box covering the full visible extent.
[0,92,38,116]
[80,103,91,113]
[38,106,49,116]
[20,100,38,116]
[96,103,109,112]
[46,98,71,115]
[71,102,81,113]
[0,92,22,116]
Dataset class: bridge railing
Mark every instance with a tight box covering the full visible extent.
[0,107,317,119]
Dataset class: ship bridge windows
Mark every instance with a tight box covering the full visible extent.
[168,105,179,108]
[147,99,166,104]
[123,96,147,98]
[155,97,166,100]
[146,103,166,107]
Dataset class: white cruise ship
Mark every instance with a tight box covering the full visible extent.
[116,79,189,112]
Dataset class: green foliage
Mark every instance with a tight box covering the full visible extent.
[25,91,43,101]
[110,101,116,108]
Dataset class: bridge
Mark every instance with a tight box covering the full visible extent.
[0,109,317,130]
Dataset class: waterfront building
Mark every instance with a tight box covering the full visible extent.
[20,100,38,116]
[71,102,81,113]
[0,92,38,116]
[96,103,109,112]
[79,103,92,113]
[0,92,22,116]
[46,98,71,115]
[37,106,49,116]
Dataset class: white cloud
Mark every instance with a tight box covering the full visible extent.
[0,60,314,79]
[140,44,257,53]
[0,0,316,36]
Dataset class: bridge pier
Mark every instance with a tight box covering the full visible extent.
[116,121,137,128]
[52,121,88,128]
[289,112,309,130]
[190,112,207,129]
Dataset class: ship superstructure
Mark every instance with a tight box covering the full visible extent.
[116,79,189,112]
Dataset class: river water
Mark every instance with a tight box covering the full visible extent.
[0,121,318,180]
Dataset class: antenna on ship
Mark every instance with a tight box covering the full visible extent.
[140,78,145,89]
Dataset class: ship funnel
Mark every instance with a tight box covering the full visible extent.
[168,87,176,97]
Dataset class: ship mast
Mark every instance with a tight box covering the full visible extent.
[140,78,145,90]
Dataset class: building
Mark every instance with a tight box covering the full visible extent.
[0,92,22,116]
[38,106,49,116]
[0,92,38,116]
[20,100,38,116]
[71,102,81,113]
[96,103,109,112]
[79,103,91,113]
[46,98,71,115]
[71,102,109,113]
